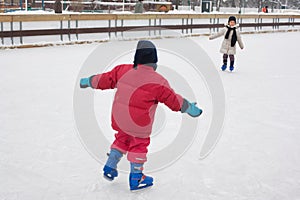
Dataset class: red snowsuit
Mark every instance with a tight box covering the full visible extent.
[91,64,183,163]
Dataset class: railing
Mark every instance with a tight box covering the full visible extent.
[1,13,300,47]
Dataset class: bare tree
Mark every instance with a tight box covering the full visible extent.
[71,0,84,12]
[216,0,221,11]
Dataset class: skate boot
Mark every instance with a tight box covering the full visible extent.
[221,64,227,71]
[129,162,153,191]
[103,149,123,181]
[129,173,153,191]
[229,65,234,71]
[103,165,118,181]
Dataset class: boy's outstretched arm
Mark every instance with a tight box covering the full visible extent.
[157,80,202,118]
[80,65,124,89]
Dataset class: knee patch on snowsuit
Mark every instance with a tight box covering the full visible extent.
[111,131,150,164]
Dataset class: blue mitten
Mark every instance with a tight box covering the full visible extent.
[181,99,203,117]
[80,76,93,88]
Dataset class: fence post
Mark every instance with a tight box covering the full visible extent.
[190,18,193,34]
[115,19,117,38]
[60,20,63,41]
[1,22,3,45]
[159,18,161,36]
[10,21,13,45]
[76,20,78,40]
[260,17,262,30]
[149,19,151,36]
[154,18,156,36]
[19,21,23,44]
[186,18,188,34]
[209,18,212,33]
[108,20,111,38]
[68,19,71,41]
[182,18,184,34]
[121,19,124,38]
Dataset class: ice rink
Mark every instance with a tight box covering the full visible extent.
[1,31,300,200]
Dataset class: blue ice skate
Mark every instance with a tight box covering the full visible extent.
[103,165,118,181]
[229,66,234,71]
[129,173,153,191]
[103,149,123,181]
[221,64,227,71]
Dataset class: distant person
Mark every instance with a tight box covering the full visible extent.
[262,6,268,13]
[54,0,62,14]
[209,16,244,72]
[159,5,168,12]
[134,0,144,13]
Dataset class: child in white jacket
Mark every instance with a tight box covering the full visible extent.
[209,16,244,71]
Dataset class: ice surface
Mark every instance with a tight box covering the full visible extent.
[0,32,300,199]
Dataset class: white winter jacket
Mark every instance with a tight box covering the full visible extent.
[209,24,244,55]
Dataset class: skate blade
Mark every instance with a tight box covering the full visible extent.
[130,183,153,192]
[103,174,114,182]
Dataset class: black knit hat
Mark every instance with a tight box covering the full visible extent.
[133,40,158,70]
[228,16,236,23]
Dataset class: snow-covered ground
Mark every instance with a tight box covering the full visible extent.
[0,32,300,200]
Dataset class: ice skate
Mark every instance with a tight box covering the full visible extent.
[129,173,153,191]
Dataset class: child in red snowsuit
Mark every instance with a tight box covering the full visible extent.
[80,40,202,191]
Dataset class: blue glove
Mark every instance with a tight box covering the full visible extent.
[80,76,93,88]
[181,99,202,117]
[80,78,91,88]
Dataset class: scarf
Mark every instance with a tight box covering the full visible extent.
[225,25,237,47]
